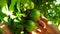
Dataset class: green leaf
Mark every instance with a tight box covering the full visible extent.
[17,0,21,12]
[0,0,6,8]
[9,0,17,12]
[0,28,3,34]
[0,9,7,19]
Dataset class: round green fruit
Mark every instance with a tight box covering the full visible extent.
[29,9,40,21]
[25,20,36,32]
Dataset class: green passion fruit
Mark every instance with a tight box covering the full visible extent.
[29,9,40,21]
[25,20,36,32]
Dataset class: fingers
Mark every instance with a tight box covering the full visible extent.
[40,14,48,24]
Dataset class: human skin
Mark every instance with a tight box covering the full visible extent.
[0,23,12,34]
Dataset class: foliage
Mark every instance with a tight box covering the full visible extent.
[0,28,3,34]
[0,0,60,34]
